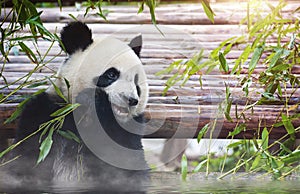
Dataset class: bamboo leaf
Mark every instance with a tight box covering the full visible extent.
[288,34,296,49]
[39,123,51,143]
[18,41,38,63]
[69,14,78,21]
[0,144,17,159]
[200,0,215,23]
[58,130,81,143]
[138,2,144,14]
[218,52,229,73]
[231,45,251,75]
[197,123,209,143]
[50,103,80,117]
[48,78,68,103]
[4,98,30,124]
[251,155,261,170]
[27,81,48,88]
[281,114,295,135]
[37,128,54,164]
[225,100,232,121]
[211,36,237,60]
[268,48,283,70]
[4,89,46,124]
[145,0,163,35]
[228,124,245,137]
[64,78,70,89]
[227,141,243,149]
[192,159,207,173]
[281,150,300,164]
[248,45,264,74]
[181,154,188,181]
[261,127,269,150]
[271,63,290,72]
[57,0,62,11]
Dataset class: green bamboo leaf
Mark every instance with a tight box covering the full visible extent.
[27,81,48,88]
[225,100,232,121]
[281,150,300,164]
[58,130,81,143]
[39,123,51,143]
[50,103,80,117]
[146,0,156,24]
[218,52,229,73]
[69,14,78,21]
[197,123,209,143]
[64,78,70,89]
[288,34,296,49]
[249,45,264,74]
[293,6,300,13]
[250,155,261,170]
[228,124,245,137]
[26,11,43,23]
[231,44,251,75]
[48,78,68,103]
[281,114,295,135]
[211,36,237,60]
[268,48,283,70]
[97,1,108,21]
[227,141,243,149]
[225,85,231,100]
[181,154,188,181]
[271,63,290,72]
[0,143,17,158]
[200,0,215,23]
[37,128,54,164]
[155,60,183,76]
[261,92,276,100]
[28,20,54,39]
[4,89,46,124]
[261,127,269,150]
[145,0,163,35]
[18,41,38,63]
[57,0,62,11]
[4,98,31,124]
[277,84,282,97]
[138,2,144,14]
[192,159,207,173]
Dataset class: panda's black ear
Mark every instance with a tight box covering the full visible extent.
[60,22,93,55]
[128,34,142,58]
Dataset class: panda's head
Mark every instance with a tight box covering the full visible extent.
[48,22,148,122]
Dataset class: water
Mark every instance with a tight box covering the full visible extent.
[1,172,299,193]
[149,172,300,193]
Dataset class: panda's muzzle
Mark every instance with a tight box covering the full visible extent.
[111,103,129,117]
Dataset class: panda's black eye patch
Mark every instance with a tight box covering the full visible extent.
[95,67,120,87]
[136,85,141,97]
[134,74,141,97]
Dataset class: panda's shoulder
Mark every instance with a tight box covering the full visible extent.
[21,92,59,115]
[17,92,61,136]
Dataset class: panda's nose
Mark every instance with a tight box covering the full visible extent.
[128,97,138,106]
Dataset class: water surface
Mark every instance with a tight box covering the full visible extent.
[1,172,299,193]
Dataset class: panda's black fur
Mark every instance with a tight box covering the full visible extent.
[1,22,149,192]
[60,21,93,54]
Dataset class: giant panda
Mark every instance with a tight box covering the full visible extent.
[1,22,149,192]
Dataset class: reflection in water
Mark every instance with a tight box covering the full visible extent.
[1,172,299,193]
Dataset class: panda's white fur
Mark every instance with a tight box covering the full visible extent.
[48,37,148,121]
